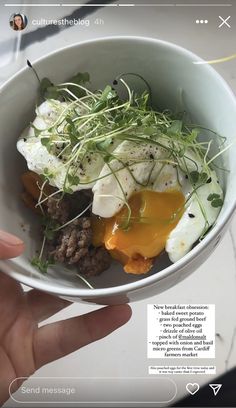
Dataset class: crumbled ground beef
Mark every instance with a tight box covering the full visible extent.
[46,195,70,224]
[50,218,92,265]
[78,247,112,277]
[21,172,111,278]
[46,193,111,276]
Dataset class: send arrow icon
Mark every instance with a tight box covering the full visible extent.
[209,384,222,396]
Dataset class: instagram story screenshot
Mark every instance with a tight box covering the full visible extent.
[0,0,235,407]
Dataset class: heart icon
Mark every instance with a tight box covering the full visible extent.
[186,383,200,395]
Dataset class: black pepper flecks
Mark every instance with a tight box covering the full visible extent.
[188,213,195,218]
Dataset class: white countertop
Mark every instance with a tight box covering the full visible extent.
[1,1,236,406]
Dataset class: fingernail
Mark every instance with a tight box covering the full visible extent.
[0,230,24,246]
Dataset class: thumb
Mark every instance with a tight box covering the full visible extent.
[0,230,25,259]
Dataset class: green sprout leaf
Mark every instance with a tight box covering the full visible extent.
[100,85,117,101]
[199,172,208,184]
[41,216,60,240]
[143,126,157,136]
[40,77,54,98]
[187,128,199,143]
[96,138,113,151]
[67,72,90,98]
[189,171,199,184]
[45,86,60,100]
[135,91,149,110]
[31,256,55,274]
[41,137,50,147]
[67,174,80,186]
[167,120,183,135]
[42,167,54,182]
[65,117,79,145]
[211,198,223,208]
[190,171,208,185]
[92,100,107,113]
[103,154,112,163]
[70,72,90,85]
[207,193,220,201]
[40,72,90,101]
[207,193,223,208]
[91,85,117,113]
[44,229,55,240]
[64,186,74,194]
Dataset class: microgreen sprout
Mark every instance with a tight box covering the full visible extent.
[207,193,223,208]
[31,256,55,274]
[76,273,94,289]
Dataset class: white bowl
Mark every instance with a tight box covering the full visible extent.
[0,37,236,305]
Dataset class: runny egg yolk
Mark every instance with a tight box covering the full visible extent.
[92,189,185,274]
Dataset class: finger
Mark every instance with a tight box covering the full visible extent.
[33,304,132,369]
[0,230,24,259]
[26,289,71,323]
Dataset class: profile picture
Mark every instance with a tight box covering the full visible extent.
[9,13,28,31]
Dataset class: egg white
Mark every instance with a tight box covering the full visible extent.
[165,170,222,262]
[92,139,179,217]
[17,100,106,191]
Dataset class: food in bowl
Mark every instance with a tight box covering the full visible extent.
[17,71,224,280]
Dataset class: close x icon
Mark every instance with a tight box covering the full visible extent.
[218,15,231,28]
